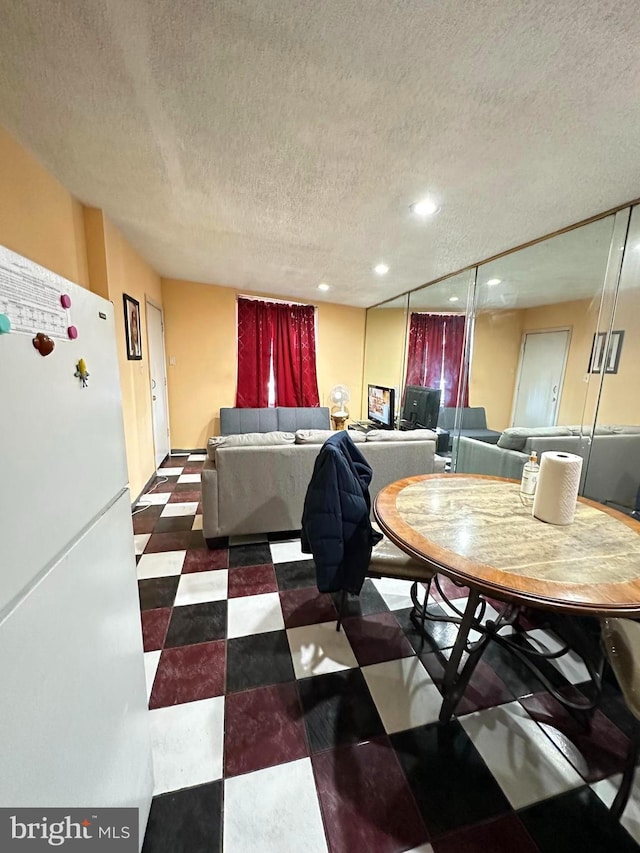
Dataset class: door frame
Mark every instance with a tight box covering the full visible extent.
[145,298,171,465]
[510,326,572,428]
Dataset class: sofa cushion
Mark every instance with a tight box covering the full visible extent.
[461,428,501,445]
[497,426,572,452]
[566,424,640,436]
[207,430,295,462]
[295,429,365,444]
[277,407,331,432]
[220,407,279,435]
[438,407,488,430]
[366,428,437,442]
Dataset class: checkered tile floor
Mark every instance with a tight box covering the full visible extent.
[136,454,640,853]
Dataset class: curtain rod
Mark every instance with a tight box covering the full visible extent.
[238,294,310,307]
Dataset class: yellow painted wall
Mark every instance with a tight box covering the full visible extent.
[99,217,164,497]
[315,300,366,416]
[161,280,237,446]
[474,294,640,429]
[161,278,366,448]
[0,128,162,497]
[83,207,110,300]
[0,125,89,288]
[362,307,408,420]
[585,288,640,426]
[469,311,524,431]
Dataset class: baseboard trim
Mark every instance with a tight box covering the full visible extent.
[131,450,207,509]
[131,470,158,509]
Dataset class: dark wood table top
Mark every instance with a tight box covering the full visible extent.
[374,474,640,616]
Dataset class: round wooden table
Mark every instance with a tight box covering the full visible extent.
[374,474,640,720]
[374,473,640,617]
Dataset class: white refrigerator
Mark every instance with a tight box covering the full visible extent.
[0,249,153,844]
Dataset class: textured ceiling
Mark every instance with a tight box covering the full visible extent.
[1,1,640,307]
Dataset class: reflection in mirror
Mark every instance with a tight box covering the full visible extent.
[362,293,409,423]
[406,272,473,457]
[452,213,629,503]
[590,205,640,515]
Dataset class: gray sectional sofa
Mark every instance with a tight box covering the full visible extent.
[455,425,640,510]
[201,428,444,539]
[437,407,501,448]
[220,406,330,435]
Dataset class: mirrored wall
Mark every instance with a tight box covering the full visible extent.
[362,292,409,425]
[362,203,640,515]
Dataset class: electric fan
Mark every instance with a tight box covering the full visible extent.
[329,385,350,417]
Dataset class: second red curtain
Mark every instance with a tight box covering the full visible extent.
[442,314,469,408]
[273,303,320,407]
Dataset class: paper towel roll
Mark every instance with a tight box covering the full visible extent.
[532,451,583,525]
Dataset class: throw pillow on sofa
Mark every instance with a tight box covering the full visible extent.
[497,426,572,452]
[206,430,295,463]
[295,429,365,444]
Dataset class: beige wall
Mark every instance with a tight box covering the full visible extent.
[161,279,237,447]
[362,307,407,420]
[0,125,89,288]
[582,288,640,426]
[162,278,366,448]
[98,217,164,497]
[469,311,524,431]
[468,299,600,429]
[0,126,161,499]
[315,300,367,418]
[469,294,640,430]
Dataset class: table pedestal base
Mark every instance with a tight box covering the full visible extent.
[407,576,605,723]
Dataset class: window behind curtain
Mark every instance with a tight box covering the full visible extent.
[236,297,320,407]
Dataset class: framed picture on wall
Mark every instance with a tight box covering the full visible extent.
[588,329,624,374]
[123,293,142,360]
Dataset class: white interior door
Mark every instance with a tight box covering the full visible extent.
[512,330,570,427]
[146,301,170,466]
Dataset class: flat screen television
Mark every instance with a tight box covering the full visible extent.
[367,384,395,430]
[401,385,441,430]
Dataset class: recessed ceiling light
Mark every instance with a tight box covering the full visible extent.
[487,278,501,286]
[410,198,440,217]
[318,283,330,291]
[449,296,459,303]
[374,263,389,276]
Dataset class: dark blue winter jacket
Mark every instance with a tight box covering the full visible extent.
[301,431,383,594]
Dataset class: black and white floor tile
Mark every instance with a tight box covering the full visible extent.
[134,453,640,852]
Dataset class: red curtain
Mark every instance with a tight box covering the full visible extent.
[442,314,468,407]
[405,313,446,388]
[236,298,320,408]
[235,298,274,407]
[405,312,468,407]
[273,303,320,406]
